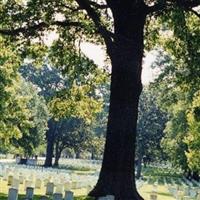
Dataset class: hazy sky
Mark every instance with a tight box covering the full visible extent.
[81,42,156,85]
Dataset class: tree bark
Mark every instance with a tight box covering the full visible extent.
[192,171,199,181]
[75,151,81,159]
[89,4,146,199]
[91,150,95,160]
[44,119,56,167]
[54,142,62,167]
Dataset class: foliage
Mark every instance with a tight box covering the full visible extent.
[151,49,200,174]
[11,79,49,156]
[0,36,33,144]
[137,86,167,163]
[185,91,200,173]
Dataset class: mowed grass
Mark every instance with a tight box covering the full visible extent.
[138,184,175,200]
[0,178,92,199]
[0,177,176,200]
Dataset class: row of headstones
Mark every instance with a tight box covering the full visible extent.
[5,172,96,192]
[8,187,74,200]
[167,182,200,199]
[8,187,115,200]
[2,165,73,180]
[6,175,95,195]
[149,180,200,200]
[3,164,98,182]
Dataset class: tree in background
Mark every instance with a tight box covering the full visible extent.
[20,64,106,166]
[152,47,200,180]
[11,79,49,157]
[0,36,34,147]
[185,92,200,179]
[20,64,67,166]
[136,87,167,179]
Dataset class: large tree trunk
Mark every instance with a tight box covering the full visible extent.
[89,4,146,200]
[44,119,56,167]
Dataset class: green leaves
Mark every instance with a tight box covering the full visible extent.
[185,91,200,172]
[49,83,103,123]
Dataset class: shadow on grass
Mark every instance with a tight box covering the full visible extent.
[0,193,46,200]
[0,193,94,200]
[145,191,173,197]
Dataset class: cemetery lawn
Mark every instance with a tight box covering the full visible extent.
[138,184,175,200]
[0,178,177,200]
[0,193,93,200]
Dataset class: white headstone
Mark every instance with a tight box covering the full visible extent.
[71,182,77,189]
[197,192,200,200]
[55,184,63,193]
[12,179,20,189]
[8,188,18,200]
[106,195,115,200]
[25,180,32,190]
[150,193,157,200]
[19,176,24,184]
[8,175,13,186]
[53,193,62,200]
[35,179,42,189]
[64,182,72,190]
[46,183,54,195]
[26,187,34,200]
[64,191,73,200]
[98,197,107,200]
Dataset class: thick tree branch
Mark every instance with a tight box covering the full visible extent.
[187,7,200,17]
[74,0,114,48]
[176,0,200,8]
[0,20,83,36]
[89,1,108,9]
[147,0,200,14]
[146,0,168,14]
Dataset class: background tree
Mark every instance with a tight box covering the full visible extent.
[0,36,33,145]
[11,79,49,157]
[20,63,105,166]
[136,87,167,179]
[151,46,200,180]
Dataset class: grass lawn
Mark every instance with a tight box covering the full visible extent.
[0,177,177,200]
[1,164,183,200]
[138,184,175,200]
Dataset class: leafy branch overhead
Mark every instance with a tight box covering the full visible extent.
[0,1,199,35]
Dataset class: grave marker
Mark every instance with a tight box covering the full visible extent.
[12,179,20,189]
[64,191,73,200]
[106,195,115,200]
[35,179,42,189]
[8,188,18,200]
[46,182,54,195]
[150,194,157,200]
[53,193,62,200]
[8,175,13,186]
[26,187,34,200]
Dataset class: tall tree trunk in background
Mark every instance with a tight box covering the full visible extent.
[89,3,146,199]
[91,150,95,160]
[44,119,56,167]
[54,142,62,167]
[192,171,199,181]
[75,151,81,159]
